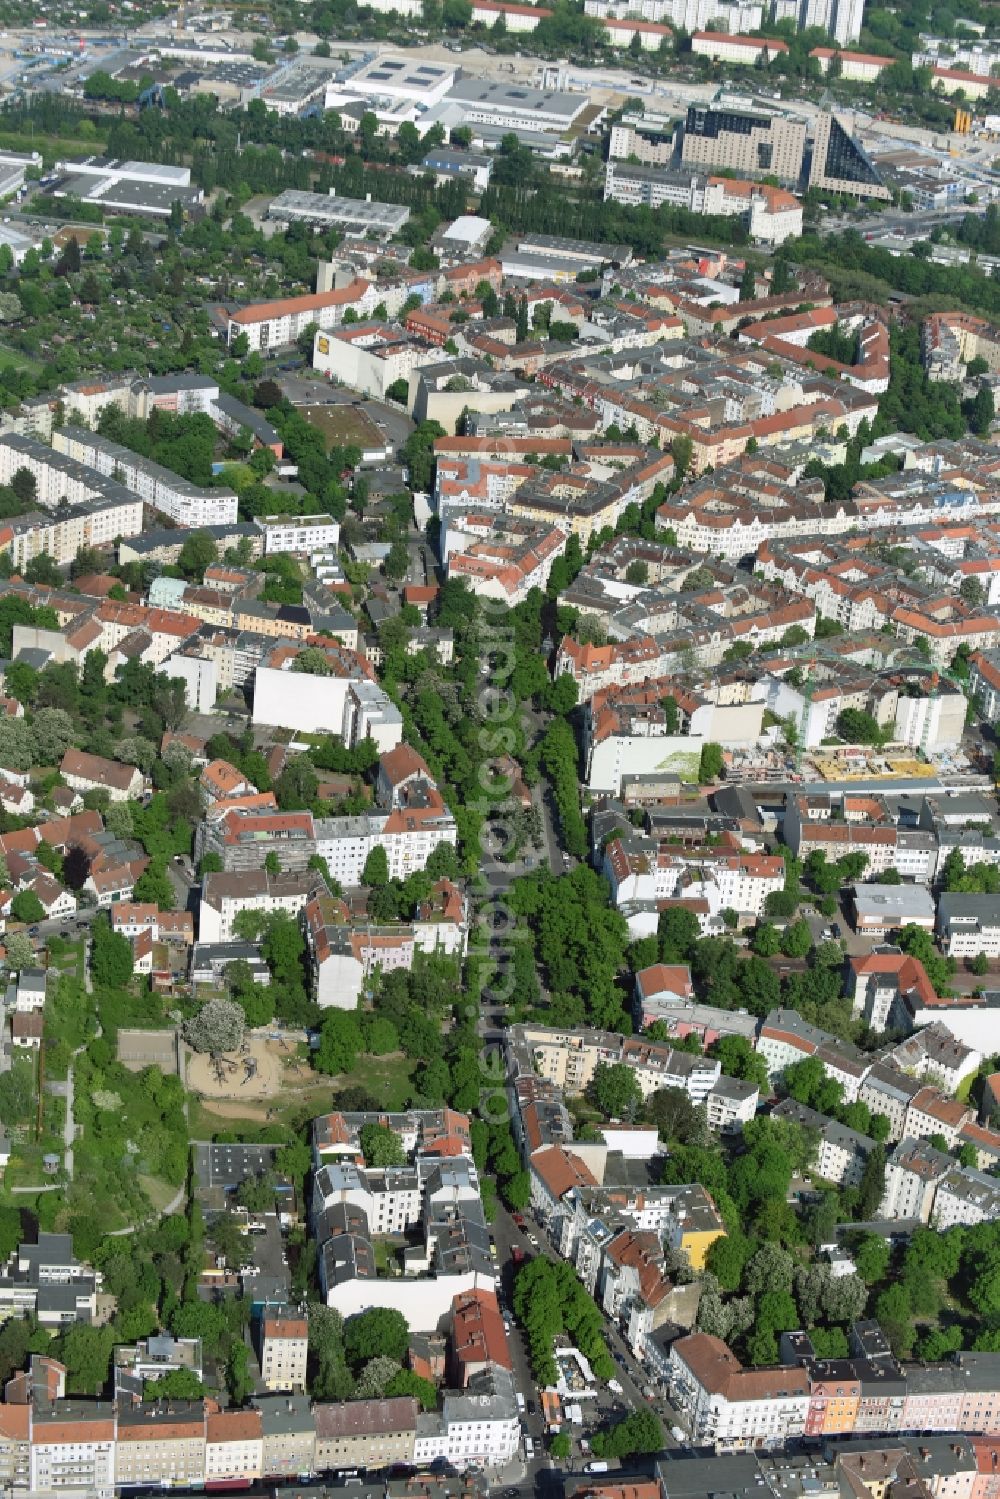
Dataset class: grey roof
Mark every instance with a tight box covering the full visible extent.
[709,1075,759,1102]
[955,1350,1000,1389]
[320,1233,376,1286]
[254,1392,314,1435]
[657,1454,766,1499]
[19,1233,75,1269]
[853,884,935,922]
[938,890,1000,934]
[447,77,586,122]
[120,522,259,555]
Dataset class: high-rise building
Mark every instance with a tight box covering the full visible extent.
[809,113,891,200]
[681,103,807,183]
[776,0,863,43]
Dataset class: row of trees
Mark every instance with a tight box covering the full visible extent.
[512,1255,615,1386]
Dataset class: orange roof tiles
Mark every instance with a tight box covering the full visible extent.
[231,280,371,327]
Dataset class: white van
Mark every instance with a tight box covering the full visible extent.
[586,1462,609,1474]
[516,1393,526,1413]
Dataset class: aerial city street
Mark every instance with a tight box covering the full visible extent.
[0,0,996,1495]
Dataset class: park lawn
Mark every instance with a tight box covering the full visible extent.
[0,341,44,376]
[139,1174,182,1213]
[337,1053,416,1111]
[187,1098,277,1139]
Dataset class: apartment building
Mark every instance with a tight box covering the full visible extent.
[228,278,379,353]
[513,1023,719,1105]
[114,1404,206,1491]
[809,46,894,80]
[706,1076,760,1135]
[849,952,939,1033]
[4,491,144,570]
[602,835,785,922]
[668,1325,1000,1451]
[808,114,892,201]
[880,1137,954,1221]
[772,1099,876,1186]
[303,894,416,1010]
[970,652,1000,720]
[256,1394,315,1479]
[858,1063,924,1142]
[53,427,237,528]
[204,1409,263,1486]
[692,30,789,62]
[886,1024,981,1094]
[314,786,458,887]
[757,1009,841,1080]
[935,1167,1000,1229]
[250,641,401,745]
[441,510,567,604]
[195,808,317,874]
[198,869,326,943]
[259,1310,308,1393]
[660,1182,727,1270]
[450,1288,512,1386]
[669,1333,811,1450]
[30,1404,117,1496]
[681,103,807,183]
[634,963,695,1029]
[415,1366,521,1468]
[312,1397,418,1473]
[255,513,341,556]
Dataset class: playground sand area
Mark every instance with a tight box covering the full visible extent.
[186,1035,306,1100]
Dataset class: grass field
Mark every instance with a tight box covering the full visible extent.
[338,1054,416,1110]
[0,341,44,375]
[139,1174,182,1213]
[0,130,106,162]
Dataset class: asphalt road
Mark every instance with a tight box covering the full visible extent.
[489,1196,684,1471]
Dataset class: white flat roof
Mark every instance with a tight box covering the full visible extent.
[442,214,492,243]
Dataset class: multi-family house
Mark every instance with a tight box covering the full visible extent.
[849,951,940,1033]
[114,1403,206,1491]
[858,1065,925,1142]
[30,1401,116,1495]
[879,1137,953,1221]
[669,1333,811,1451]
[204,1409,263,1487]
[256,1393,316,1480]
[771,1099,876,1187]
[258,1310,308,1394]
[312,1396,418,1473]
